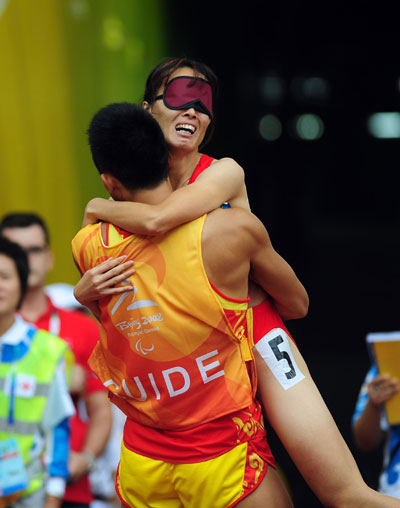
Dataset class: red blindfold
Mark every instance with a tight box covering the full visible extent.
[153,76,213,118]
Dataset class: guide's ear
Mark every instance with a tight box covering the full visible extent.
[101,173,119,194]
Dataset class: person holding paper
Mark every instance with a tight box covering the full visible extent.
[353,361,400,498]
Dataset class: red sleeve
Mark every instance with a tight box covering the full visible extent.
[76,313,106,394]
[58,308,106,393]
[86,369,105,394]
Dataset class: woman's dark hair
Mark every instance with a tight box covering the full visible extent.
[143,57,219,149]
[0,236,29,309]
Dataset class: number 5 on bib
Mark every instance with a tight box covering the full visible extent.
[255,328,305,390]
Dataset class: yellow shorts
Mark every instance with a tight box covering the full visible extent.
[117,439,268,508]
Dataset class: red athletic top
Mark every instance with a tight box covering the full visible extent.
[188,154,215,184]
[33,298,103,394]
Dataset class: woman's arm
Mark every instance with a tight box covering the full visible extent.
[247,215,309,320]
[83,158,248,234]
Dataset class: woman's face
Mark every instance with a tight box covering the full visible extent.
[144,67,211,154]
[0,253,21,318]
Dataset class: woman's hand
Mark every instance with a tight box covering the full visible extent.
[74,256,135,305]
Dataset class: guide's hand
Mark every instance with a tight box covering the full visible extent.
[367,374,399,406]
[74,256,135,305]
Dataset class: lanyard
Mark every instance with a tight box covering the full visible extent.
[6,326,36,426]
[49,310,61,336]
[8,364,17,425]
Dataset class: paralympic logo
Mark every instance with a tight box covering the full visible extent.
[111,281,158,315]
[136,338,155,355]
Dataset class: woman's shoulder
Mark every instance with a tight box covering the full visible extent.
[197,155,249,208]
[204,155,244,176]
[209,155,240,165]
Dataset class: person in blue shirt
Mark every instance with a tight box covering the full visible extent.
[0,237,74,508]
[353,361,400,499]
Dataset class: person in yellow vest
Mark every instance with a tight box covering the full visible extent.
[0,213,112,508]
[72,102,400,508]
[0,237,74,508]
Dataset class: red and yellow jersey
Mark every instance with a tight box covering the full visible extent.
[122,286,272,466]
[72,217,256,431]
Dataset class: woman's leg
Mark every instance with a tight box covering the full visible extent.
[253,326,400,508]
[236,465,294,508]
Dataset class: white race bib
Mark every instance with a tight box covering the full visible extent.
[255,328,305,390]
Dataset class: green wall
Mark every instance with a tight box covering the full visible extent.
[0,0,169,284]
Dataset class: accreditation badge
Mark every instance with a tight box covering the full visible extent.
[0,437,28,497]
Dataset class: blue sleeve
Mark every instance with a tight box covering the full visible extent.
[352,364,378,426]
[48,416,70,479]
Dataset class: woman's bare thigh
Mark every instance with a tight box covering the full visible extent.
[236,466,294,508]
